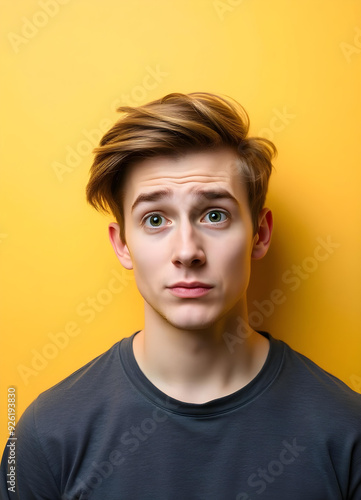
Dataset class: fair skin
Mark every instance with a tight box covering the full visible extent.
[109,147,273,404]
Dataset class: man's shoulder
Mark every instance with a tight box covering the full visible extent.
[29,334,135,423]
[278,335,361,418]
[41,341,120,394]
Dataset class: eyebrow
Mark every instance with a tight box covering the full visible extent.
[131,187,238,213]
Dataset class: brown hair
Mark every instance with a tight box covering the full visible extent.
[86,92,276,241]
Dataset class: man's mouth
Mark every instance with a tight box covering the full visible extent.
[166,282,213,298]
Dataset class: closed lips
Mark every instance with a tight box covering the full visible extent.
[168,282,212,288]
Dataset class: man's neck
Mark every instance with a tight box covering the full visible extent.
[132,305,270,404]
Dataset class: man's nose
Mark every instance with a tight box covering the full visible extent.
[171,220,206,268]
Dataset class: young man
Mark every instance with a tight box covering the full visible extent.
[1,92,360,499]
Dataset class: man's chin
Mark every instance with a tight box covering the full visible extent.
[160,311,220,332]
[146,300,231,332]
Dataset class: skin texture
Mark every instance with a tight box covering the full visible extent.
[109,147,273,403]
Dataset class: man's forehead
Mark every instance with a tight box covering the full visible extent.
[123,149,245,199]
[131,172,236,187]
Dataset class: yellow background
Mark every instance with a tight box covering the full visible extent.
[1,0,360,446]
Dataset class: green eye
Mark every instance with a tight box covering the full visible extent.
[206,211,226,223]
[146,214,164,227]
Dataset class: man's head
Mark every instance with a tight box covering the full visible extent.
[86,92,276,242]
[86,93,276,331]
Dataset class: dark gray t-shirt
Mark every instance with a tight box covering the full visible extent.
[1,331,361,499]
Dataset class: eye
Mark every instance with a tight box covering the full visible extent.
[144,213,166,227]
[204,210,228,224]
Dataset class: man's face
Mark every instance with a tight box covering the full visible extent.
[112,147,261,331]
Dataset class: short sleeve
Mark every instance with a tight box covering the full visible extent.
[0,401,61,500]
[349,455,361,499]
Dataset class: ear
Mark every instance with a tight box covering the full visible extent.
[108,223,133,270]
[251,208,273,260]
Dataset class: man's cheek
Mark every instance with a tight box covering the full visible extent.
[226,241,250,267]
[228,252,251,288]
[132,255,161,290]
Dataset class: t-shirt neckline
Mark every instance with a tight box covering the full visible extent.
[119,330,285,416]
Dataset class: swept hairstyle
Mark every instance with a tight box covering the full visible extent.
[86,92,277,241]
